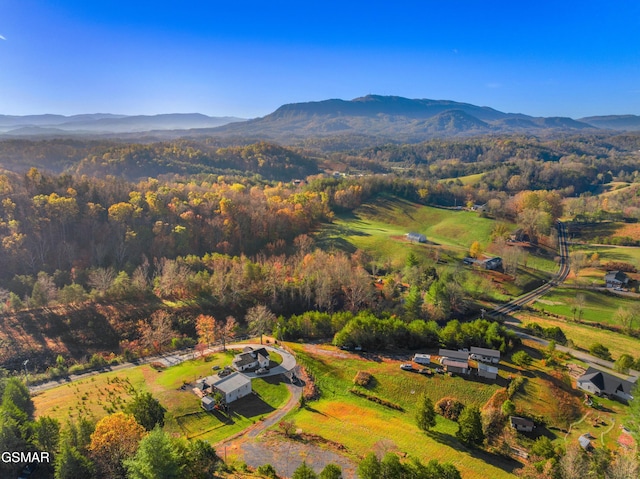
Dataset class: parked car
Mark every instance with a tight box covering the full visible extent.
[435,367,444,374]
[400,363,414,371]
[212,365,221,370]
[256,367,269,375]
[219,367,233,377]
[418,368,432,375]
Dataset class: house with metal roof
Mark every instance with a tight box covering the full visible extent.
[477,362,499,380]
[438,349,470,361]
[470,346,501,364]
[441,359,470,375]
[406,232,427,243]
[208,372,252,404]
[510,416,535,433]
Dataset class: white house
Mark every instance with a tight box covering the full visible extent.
[577,367,634,403]
[470,346,501,364]
[232,347,270,372]
[209,372,252,404]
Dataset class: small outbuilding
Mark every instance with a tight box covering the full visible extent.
[406,232,427,243]
[442,359,470,375]
[201,396,216,412]
[412,354,431,365]
[510,416,535,433]
[477,362,499,380]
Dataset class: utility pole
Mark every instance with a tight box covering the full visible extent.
[23,359,29,386]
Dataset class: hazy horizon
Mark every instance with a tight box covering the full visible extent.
[1,1,638,118]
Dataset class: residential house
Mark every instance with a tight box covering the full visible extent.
[441,359,469,375]
[510,416,535,433]
[406,232,427,243]
[462,257,502,270]
[477,362,499,380]
[438,349,470,361]
[576,367,635,402]
[470,346,501,364]
[412,354,431,365]
[232,347,270,372]
[605,271,629,289]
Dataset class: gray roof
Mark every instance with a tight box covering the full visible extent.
[233,352,257,367]
[470,346,501,358]
[578,367,634,397]
[201,396,215,405]
[605,271,629,283]
[439,349,469,360]
[212,372,251,394]
[478,363,499,373]
[442,359,468,369]
[510,416,534,428]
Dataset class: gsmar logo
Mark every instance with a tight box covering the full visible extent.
[1,451,51,463]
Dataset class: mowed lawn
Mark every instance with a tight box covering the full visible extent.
[33,351,290,443]
[287,344,518,479]
[316,195,500,267]
[532,288,639,327]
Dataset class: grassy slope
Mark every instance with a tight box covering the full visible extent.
[287,344,518,479]
[532,288,638,327]
[33,351,290,443]
[316,195,499,269]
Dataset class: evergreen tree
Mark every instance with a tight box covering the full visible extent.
[416,394,436,432]
[124,427,184,479]
[456,406,485,446]
[292,461,318,479]
[357,453,381,479]
[54,444,94,479]
[125,392,166,431]
[319,463,342,479]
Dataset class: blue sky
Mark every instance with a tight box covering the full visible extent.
[0,1,638,118]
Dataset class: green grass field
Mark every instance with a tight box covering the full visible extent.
[532,288,639,327]
[286,343,517,479]
[571,243,640,270]
[316,195,501,269]
[33,351,290,443]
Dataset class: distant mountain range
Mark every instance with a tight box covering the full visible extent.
[2,96,640,141]
[0,113,244,135]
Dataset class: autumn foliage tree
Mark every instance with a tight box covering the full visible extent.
[89,412,146,479]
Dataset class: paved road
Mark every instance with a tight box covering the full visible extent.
[488,221,639,380]
[29,340,296,393]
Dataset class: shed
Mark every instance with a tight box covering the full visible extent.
[477,362,498,380]
[470,346,501,364]
[510,416,535,432]
[201,396,216,412]
[406,232,427,243]
[412,354,431,365]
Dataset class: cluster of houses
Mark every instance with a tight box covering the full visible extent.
[412,346,501,379]
[195,346,271,411]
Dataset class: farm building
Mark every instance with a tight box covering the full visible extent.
[438,349,470,361]
[579,433,595,451]
[510,416,535,433]
[201,396,216,412]
[232,347,270,372]
[406,232,427,243]
[470,346,501,364]
[477,362,498,380]
[463,257,502,270]
[605,271,629,289]
[208,372,252,404]
[576,367,635,403]
[442,359,470,375]
[412,354,431,365]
